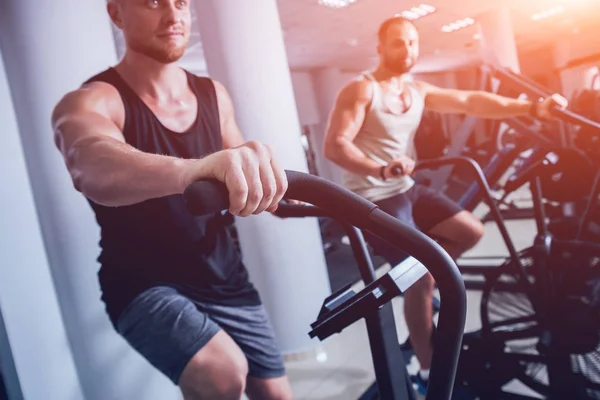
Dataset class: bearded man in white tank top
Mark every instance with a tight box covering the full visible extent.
[324,16,567,395]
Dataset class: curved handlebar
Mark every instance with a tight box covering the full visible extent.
[550,105,600,132]
[183,171,467,400]
[183,171,377,227]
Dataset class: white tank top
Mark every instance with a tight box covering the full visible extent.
[342,72,425,203]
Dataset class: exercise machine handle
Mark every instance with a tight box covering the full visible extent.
[183,171,467,400]
[183,171,376,227]
[550,105,600,132]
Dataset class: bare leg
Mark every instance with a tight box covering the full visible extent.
[404,211,484,370]
[246,376,294,400]
[178,330,248,400]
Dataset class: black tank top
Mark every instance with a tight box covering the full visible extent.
[84,68,260,326]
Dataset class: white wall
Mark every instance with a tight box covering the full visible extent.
[290,71,321,126]
[0,46,83,400]
[289,68,360,183]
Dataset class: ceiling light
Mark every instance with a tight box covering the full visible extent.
[318,0,357,8]
[441,17,474,33]
[531,5,565,21]
[397,4,436,20]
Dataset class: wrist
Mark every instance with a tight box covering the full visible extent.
[177,158,207,193]
[528,98,543,118]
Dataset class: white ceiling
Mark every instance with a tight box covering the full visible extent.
[112,0,600,75]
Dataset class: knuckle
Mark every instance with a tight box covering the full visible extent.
[246,140,261,151]
[223,149,239,165]
[264,143,274,156]
[249,191,262,205]
[263,183,276,199]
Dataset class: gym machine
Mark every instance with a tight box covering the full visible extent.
[183,171,468,400]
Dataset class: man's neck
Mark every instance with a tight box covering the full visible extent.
[115,51,187,102]
[371,65,408,86]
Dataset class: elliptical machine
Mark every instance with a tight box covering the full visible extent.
[183,171,468,400]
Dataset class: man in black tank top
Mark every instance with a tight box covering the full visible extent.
[51,1,293,399]
[324,16,568,396]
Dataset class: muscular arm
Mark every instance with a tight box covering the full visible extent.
[213,80,245,149]
[323,80,383,177]
[416,81,532,119]
[52,83,203,207]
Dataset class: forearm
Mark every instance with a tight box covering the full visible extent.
[466,91,531,119]
[325,138,382,177]
[67,136,198,207]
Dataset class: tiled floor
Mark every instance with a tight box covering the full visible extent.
[282,201,546,399]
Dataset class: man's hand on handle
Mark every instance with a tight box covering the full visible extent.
[382,155,416,180]
[186,141,288,217]
[536,93,569,121]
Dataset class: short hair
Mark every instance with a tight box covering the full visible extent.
[378,16,416,42]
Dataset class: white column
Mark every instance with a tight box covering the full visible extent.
[312,67,347,185]
[0,1,180,399]
[553,39,598,99]
[195,0,332,354]
[0,46,84,400]
[477,7,520,73]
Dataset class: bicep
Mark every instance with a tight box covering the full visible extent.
[212,79,245,149]
[221,117,245,149]
[52,88,127,163]
[418,81,470,114]
[325,83,370,145]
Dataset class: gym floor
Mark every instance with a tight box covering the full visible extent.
[281,191,546,400]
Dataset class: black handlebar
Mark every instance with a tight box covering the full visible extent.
[183,171,377,227]
[183,171,467,400]
[491,65,600,133]
[550,105,600,131]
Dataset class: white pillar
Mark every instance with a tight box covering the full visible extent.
[195,0,332,354]
[477,7,520,73]
[0,46,84,400]
[312,67,347,185]
[553,39,598,99]
[0,1,180,399]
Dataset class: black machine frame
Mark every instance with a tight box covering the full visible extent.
[183,171,468,400]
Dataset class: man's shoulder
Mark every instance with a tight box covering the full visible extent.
[339,75,373,102]
[52,70,123,128]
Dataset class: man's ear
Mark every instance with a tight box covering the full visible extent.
[107,1,124,30]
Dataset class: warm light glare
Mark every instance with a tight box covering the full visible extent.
[531,5,566,21]
[318,0,357,8]
[397,4,436,20]
[441,17,475,33]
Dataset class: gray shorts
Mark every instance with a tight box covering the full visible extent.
[116,286,286,385]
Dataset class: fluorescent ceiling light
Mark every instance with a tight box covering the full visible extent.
[318,0,357,8]
[398,4,436,20]
[532,5,565,21]
[441,17,475,33]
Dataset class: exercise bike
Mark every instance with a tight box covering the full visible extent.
[182,171,468,400]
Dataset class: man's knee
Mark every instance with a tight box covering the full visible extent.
[463,217,484,250]
[179,331,249,400]
[451,211,484,251]
[247,376,294,400]
[412,272,435,293]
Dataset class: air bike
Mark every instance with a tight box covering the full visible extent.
[182,171,468,400]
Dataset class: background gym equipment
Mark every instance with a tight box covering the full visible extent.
[183,171,468,400]
[413,79,600,398]
[306,75,600,399]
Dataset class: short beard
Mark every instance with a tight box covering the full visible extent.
[128,37,187,64]
[384,59,413,74]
